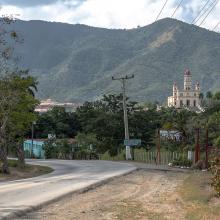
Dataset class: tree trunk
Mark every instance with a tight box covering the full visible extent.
[16,142,25,168]
[0,145,10,174]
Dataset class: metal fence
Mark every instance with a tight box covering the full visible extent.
[133,150,189,165]
[100,150,201,165]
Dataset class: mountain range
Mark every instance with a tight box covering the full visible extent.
[11,18,220,103]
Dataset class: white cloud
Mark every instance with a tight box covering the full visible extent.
[0,0,219,31]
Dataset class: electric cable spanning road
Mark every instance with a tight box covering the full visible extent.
[0,160,136,220]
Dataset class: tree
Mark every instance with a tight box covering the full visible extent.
[75,133,100,153]
[214,91,220,101]
[56,139,73,159]
[76,94,159,156]
[0,72,39,172]
[9,72,39,166]
[0,16,19,73]
[35,107,80,139]
[43,138,57,159]
[206,91,213,99]
[0,75,20,173]
[129,108,159,149]
[0,16,22,173]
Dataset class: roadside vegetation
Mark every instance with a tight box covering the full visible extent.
[178,171,220,220]
[0,159,52,181]
[0,16,39,174]
[33,91,220,196]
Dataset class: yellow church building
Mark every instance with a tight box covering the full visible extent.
[168,69,201,109]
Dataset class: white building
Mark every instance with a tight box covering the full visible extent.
[168,70,201,108]
[35,99,81,113]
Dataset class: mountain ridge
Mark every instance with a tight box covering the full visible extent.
[11,18,220,102]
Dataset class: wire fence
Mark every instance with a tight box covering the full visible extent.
[99,149,207,165]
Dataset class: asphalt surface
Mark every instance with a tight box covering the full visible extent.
[0,160,136,220]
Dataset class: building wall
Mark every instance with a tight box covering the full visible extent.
[23,140,45,159]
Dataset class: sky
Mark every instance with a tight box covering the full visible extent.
[0,0,219,31]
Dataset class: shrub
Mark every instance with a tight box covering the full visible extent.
[210,156,220,196]
[43,138,57,159]
[8,160,18,168]
[171,157,192,167]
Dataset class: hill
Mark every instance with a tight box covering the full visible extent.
[11,18,220,103]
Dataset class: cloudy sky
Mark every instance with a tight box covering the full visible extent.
[0,0,219,31]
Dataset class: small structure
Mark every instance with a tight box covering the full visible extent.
[23,138,77,159]
[168,70,201,109]
[23,139,46,159]
[35,99,81,113]
[160,130,182,141]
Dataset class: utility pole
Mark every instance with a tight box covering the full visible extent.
[195,128,200,163]
[112,74,134,160]
[156,129,161,164]
[205,128,209,169]
[31,121,36,158]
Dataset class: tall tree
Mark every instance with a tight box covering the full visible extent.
[9,72,39,166]
[0,72,39,172]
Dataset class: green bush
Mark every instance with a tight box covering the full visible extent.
[8,160,18,168]
[171,157,192,167]
[43,139,58,159]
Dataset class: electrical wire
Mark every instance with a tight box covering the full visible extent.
[191,0,212,24]
[212,21,220,30]
[198,0,219,27]
[171,0,184,18]
[155,0,169,22]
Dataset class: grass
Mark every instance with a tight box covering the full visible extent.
[0,159,53,181]
[106,199,166,220]
[178,171,220,220]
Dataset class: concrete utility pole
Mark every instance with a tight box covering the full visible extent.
[112,74,134,160]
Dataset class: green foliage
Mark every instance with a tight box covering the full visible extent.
[35,106,80,139]
[0,71,39,173]
[171,157,192,167]
[214,137,220,147]
[214,92,220,100]
[76,94,159,156]
[43,139,57,159]
[75,133,100,153]
[56,139,72,158]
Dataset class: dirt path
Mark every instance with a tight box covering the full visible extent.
[17,170,189,220]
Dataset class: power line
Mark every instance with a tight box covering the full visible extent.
[155,0,169,22]
[212,21,220,30]
[171,0,184,18]
[198,0,219,27]
[191,0,212,24]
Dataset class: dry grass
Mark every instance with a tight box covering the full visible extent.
[178,171,220,220]
[16,169,220,220]
[0,159,53,181]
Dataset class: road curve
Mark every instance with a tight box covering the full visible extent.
[0,159,136,220]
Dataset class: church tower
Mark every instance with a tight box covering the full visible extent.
[168,69,202,110]
[195,82,200,92]
[184,69,192,91]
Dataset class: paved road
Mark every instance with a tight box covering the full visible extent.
[0,160,136,220]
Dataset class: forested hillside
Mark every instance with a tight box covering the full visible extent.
[12,18,220,102]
